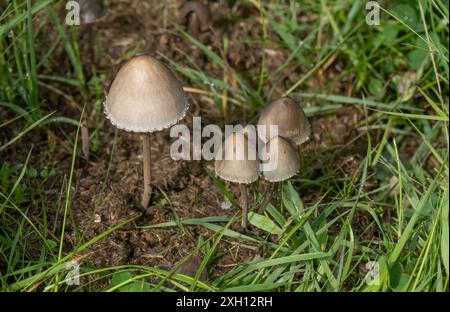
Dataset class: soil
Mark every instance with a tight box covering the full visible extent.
[1,0,385,287]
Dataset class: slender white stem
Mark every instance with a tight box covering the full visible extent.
[141,134,152,209]
[239,184,248,229]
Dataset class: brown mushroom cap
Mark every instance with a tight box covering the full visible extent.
[178,1,212,32]
[176,254,208,281]
[262,136,299,182]
[79,0,105,24]
[104,55,188,133]
[215,132,259,184]
[257,97,310,146]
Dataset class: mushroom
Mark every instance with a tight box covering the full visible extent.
[178,1,212,36]
[104,55,188,209]
[79,0,106,24]
[257,97,309,214]
[176,254,208,281]
[257,97,311,146]
[215,132,259,229]
[262,136,299,182]
[258,136,299,213]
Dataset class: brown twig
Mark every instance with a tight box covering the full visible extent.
[258,183,275,214]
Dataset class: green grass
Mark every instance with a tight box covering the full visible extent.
[0,0,448,292]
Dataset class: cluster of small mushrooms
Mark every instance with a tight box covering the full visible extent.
[104,55,310,230]
[214,97,310,229]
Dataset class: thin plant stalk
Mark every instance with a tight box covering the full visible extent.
[258,183,275,214]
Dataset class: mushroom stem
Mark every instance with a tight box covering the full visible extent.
[188,13,200,36]
[81,120,90,160]
[239,184,248,229]
[141,134,152,209]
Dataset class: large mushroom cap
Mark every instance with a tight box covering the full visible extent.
[262,136,299,182]
[79,0,105,24]
[215,132,259,184]
[104,55,188,133]
[257,97,310,146]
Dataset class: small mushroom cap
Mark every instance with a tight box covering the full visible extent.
[79,0,105,24]
[262,136,299,182]
[104,55,188,133]
[215,132,259,184]
[176,254,208,281]
[257,97,310,146]
[179,1,212,31]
